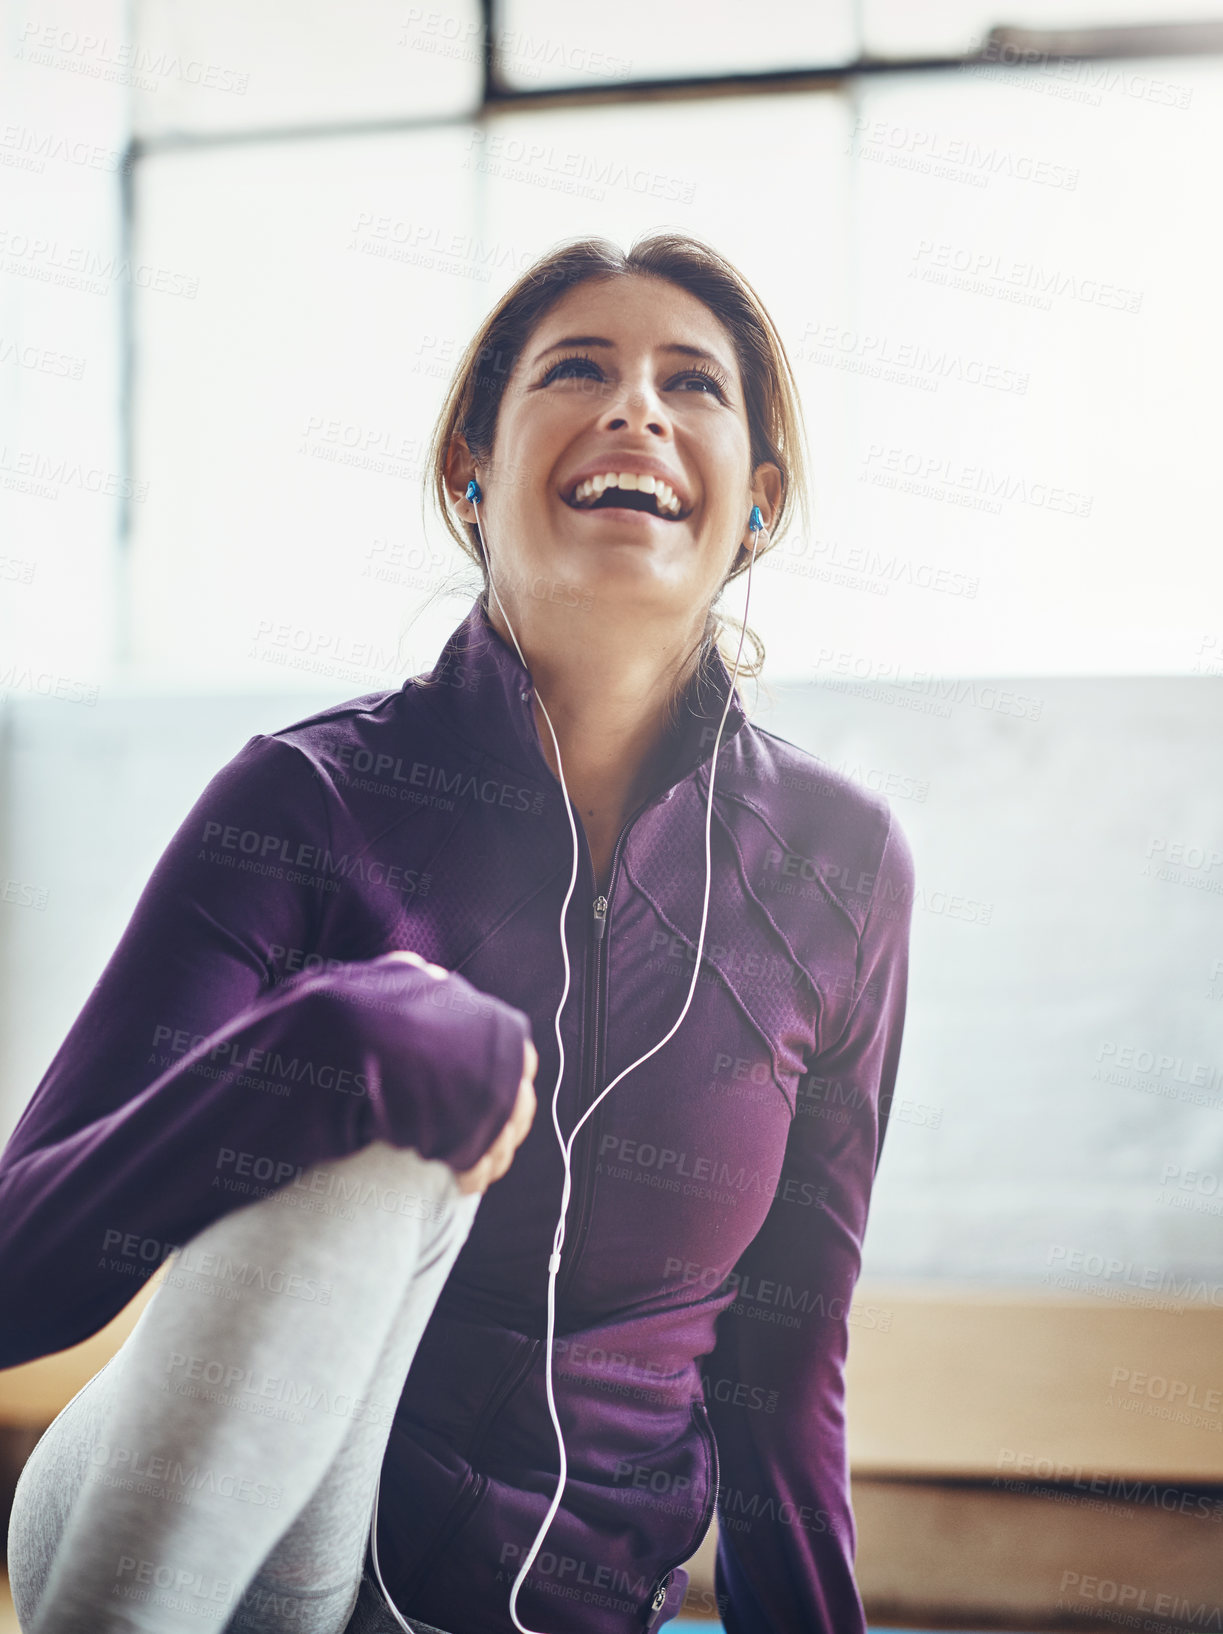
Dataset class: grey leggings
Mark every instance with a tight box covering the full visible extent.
[6,1141,481,1634]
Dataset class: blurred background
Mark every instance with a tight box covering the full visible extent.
[2,1,1222,1628]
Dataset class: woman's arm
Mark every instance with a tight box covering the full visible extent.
[0,732,530,1369]
[701,811,915,1634]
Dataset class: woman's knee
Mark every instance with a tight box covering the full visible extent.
[159,1140,463,1298]
[303,1141,477,1249]
[5,1366,113,1625]
[7,1451,52,1626]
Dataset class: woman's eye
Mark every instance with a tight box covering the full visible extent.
[541,355,603,384]
[675,371,726,398]
[538,356,728,400]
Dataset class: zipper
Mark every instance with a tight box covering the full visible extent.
[404,834,632,1593]
[650,1400,721,1604]
[553,799,651,1304]
[552,896,609,1304]
[691,1398,721,1553]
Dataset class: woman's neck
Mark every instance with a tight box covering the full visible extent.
[489,596,698,851]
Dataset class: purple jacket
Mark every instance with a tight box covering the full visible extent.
[0,598,914,1633]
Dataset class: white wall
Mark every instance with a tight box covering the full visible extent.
[759,672,1223,1287]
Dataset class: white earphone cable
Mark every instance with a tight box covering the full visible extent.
[370,492,765,1634]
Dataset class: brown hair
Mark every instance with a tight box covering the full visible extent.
[424,231,809,688]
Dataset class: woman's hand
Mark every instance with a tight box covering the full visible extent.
[385,952,537,1194]
[453,1038,537,1195]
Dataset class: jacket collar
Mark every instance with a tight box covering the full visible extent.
[415,596,750,803]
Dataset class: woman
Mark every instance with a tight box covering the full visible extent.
[2,232,915,1634]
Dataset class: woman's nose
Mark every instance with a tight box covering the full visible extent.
[600,379,670,438]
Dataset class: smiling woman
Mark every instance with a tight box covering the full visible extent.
[3,233,913,1634]
[428,233,809,686]
[426,234,811,896]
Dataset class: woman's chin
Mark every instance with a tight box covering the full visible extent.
[557,554,682,604]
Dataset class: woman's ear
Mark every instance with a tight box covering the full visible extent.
[444,435,479,523]
[749,460,783,535]
[724,461,783,578]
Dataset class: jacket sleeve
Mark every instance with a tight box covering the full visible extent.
[702,809,915,1634]
[0,733,531,1370]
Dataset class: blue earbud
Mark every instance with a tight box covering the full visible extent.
[466,479,482,504]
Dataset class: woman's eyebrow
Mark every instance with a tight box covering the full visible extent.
[528,335,733,372]
[528,335,613,366]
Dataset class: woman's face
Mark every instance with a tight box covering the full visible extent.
[454,273,780,645]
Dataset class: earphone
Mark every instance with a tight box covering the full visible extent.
[369,478,768,1634]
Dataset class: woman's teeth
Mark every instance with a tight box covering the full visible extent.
[568,472,683,517]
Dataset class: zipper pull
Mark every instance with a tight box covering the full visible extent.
[592,896,607,941]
